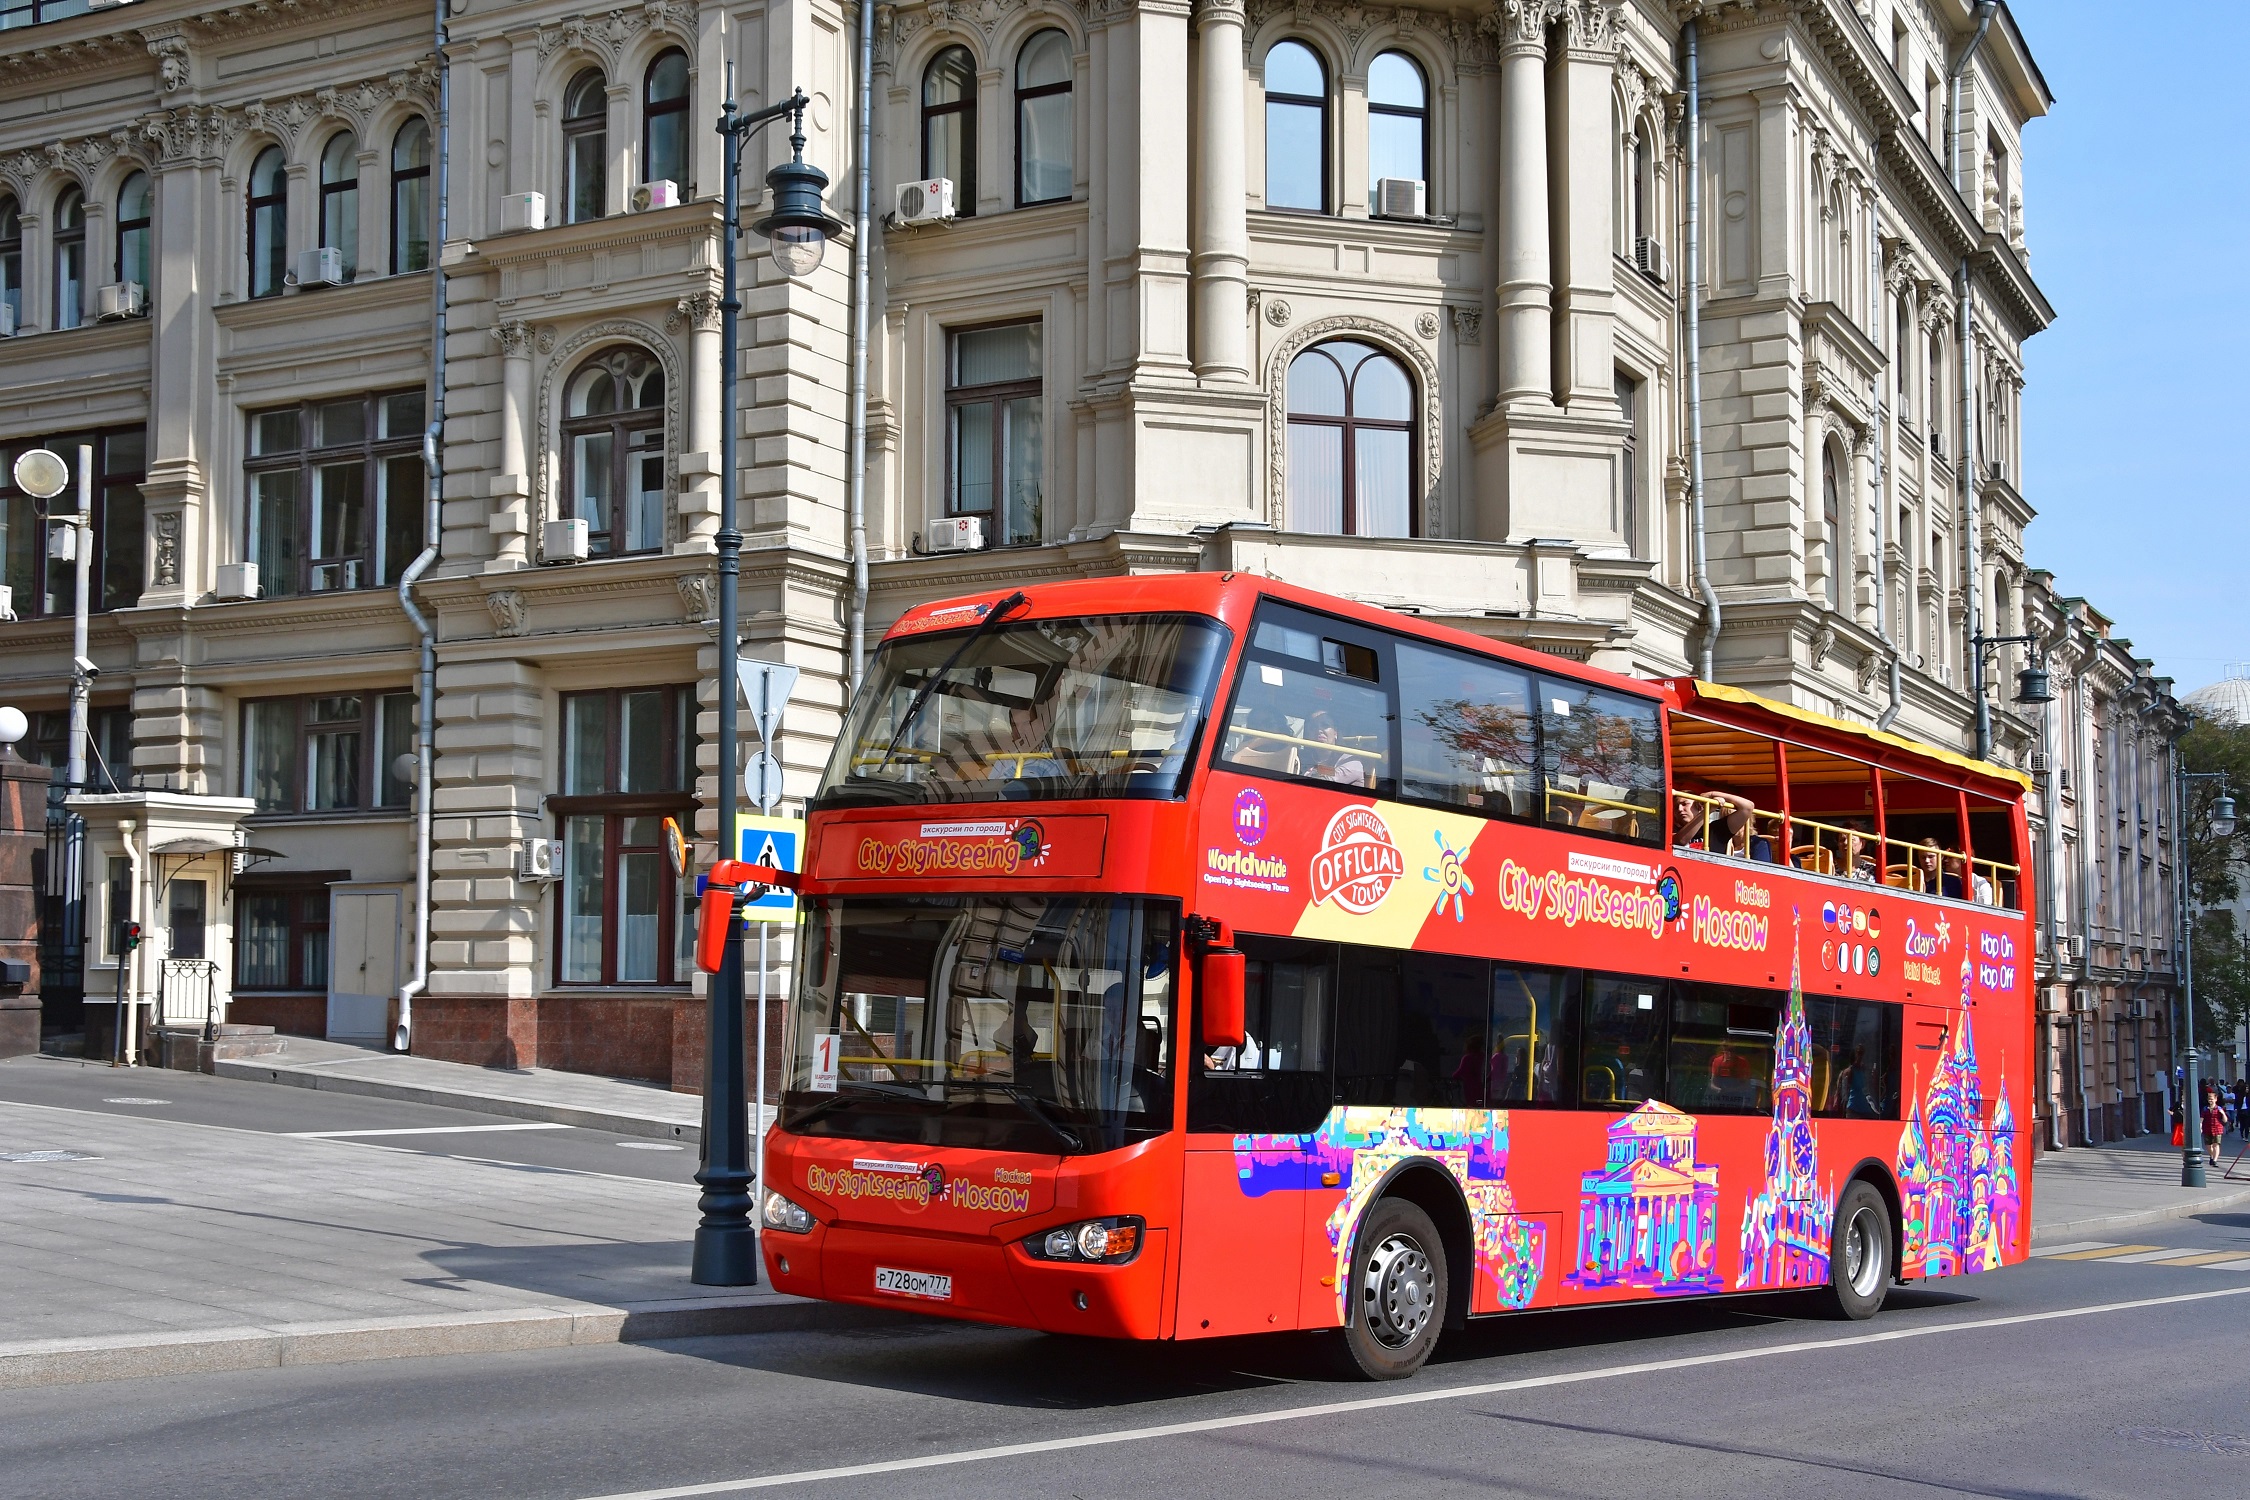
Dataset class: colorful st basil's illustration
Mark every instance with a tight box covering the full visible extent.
[1737,909,1836,1289]
[1898,953,2023,1275]
[1233,1109,1549,1319]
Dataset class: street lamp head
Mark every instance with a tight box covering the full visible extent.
[2014,664,2053,705]
[12,448,69,501]
[2212,792,2238,839]
[752,157,844,279]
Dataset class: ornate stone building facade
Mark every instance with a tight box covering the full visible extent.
[0,0,2068,1085]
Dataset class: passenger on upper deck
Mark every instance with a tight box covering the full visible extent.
[1304,709,1372,789]
[1672,785,1758,857]
[1917,840,1965,900]
[1839,825,1879,883]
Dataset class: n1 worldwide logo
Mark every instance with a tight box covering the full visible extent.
[1309,805,1404,914]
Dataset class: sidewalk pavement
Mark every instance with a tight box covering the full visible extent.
[2029,1128,2250,1245]
[0,1092,893,1393]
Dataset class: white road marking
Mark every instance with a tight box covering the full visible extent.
[2104,1247,2221,1264]
[284,1123,574,1139]
[2027,1240,2117,1257]
[2198,1257,2250,1271]
[572,1284,2250,1499]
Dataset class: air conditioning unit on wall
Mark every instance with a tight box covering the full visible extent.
[925,516,983,553]
[96,282,145,320]
[542,518,589,563]
[214,562,259,600]
[518,838,557,880]
[1634,235,1668,282]
[499,192,546,233]
[1373,177,1427,219]
[893,179,956,226]
[631,179,679,212]
[294,247,345,288]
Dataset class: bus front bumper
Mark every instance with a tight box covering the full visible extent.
[763,1220,1170,1339]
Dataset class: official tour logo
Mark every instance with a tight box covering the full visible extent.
[1310,805,1404,915]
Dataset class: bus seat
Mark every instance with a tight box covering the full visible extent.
[1884,865,1915,889]
[1793,845,1834,875]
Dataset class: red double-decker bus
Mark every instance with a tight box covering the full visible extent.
[754,574,2032,1378]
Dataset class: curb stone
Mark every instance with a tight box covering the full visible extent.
[210,1058,700,1144]
[2028,1180,2250,1247]
[0,1295,919,1391]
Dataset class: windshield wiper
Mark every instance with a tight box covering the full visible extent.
[785,1079,931,1128]
[957,1078,1083,1153]
[868,590,1030,775]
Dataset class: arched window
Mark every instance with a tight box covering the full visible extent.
[1264,40,1326,213]
[1894,296,1911,399]
[1820,443,1842,611]
[1015,29,1071,207]
[247,147,287,298]
[922,46,977,216]
[116,172,151,292]
[1286,340,1412,537]
[53,187,85,329]
[563,348,667,556]
[1927,331,1944,454]
[320,132,360,279]
[1366,50,1426,214]
[391,118,431,274]
[563,68,608,224]
[0,197,19,328]
[642,49,691,192]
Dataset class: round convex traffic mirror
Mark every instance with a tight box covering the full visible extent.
[12,448,69,500]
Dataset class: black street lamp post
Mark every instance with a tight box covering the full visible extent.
[692,80,844,1288]
[2174,766,2238,1190]
[1970,631,2055,762]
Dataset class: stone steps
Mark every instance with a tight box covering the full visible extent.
[153,1024,287,1073]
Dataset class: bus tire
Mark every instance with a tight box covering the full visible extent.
[1338,1197,1448,1381]
[1823,1180,1891,1321]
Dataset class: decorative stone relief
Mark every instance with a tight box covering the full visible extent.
[487,589,529,637]
[1263,298,1291,327]
[1855,650,1881,695]
[669,292,722,335]
[1558,0,1618,52]
[1809,622,1835,671]
[151,513,180,588]
[1450,306,1482,344]
[536,2,697,68]
[147,33,192,92]
[1414,311,1439,340]
[1244,0,1506,67]
[495,319,536,357]
[676,572,715,623]
[1265,314,1443,535]
[535,325,559,354]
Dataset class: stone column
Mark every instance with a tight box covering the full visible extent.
[1552,0,1620,409]
[488,320,534,570]
[1191,0,1250,383]
[1492,0,1553,407]
[674,292,724,546]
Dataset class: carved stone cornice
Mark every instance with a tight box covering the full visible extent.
[535,1,697,67]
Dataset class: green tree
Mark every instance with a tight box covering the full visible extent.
[2180,714,2250,1049]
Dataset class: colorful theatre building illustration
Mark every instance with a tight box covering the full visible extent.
[1738,912,1836,1289]
[1566,1101,1722,1294]
[1898,957,2022,1276]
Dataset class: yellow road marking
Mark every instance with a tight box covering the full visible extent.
[2045,1244,2162,1261]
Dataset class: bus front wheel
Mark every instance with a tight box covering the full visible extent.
[1338,1198,1449,1380]
[1823,1181,1892,1321]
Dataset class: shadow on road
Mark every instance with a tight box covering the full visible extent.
[649,1282,1984,1413]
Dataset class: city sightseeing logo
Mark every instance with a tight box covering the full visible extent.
[1310,805,1404,915]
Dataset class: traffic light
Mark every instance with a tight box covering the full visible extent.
[121,921,142,951]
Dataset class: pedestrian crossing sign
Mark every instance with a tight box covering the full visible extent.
[731,814,803,921]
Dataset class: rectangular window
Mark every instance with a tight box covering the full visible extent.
[0,429,146,620]
[1538,677,1664,844]
[1216,602,1392,794]
[553,686,695,986]
[167,880,208,961]
[234,886,333,991]
[1578,974,1664,1107]
[241,691,413,814]
[1805,995,1902,1119]
[1615,372,1639,546]
[1664,983,1782,1116]
[1489,963,1577,1105]
[1396,639,1536,817]
[1191,936,1335,1135]
[243,390,426,598]
[946,324,1043,547]
[24,704,132,790]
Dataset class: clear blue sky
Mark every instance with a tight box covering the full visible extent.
[2018,1,2248,699]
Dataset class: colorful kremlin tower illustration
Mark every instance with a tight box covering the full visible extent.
[1896,954,2021,1276]
[1566,1100,1722,1294]
[1233,1108,1548,1318]
[1738,908,1836,1289]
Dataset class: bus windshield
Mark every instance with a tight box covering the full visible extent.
[783,895,1176,1154]
[815,613,1230,806]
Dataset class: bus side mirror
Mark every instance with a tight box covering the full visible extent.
[1199,948,1246,1050]
[695,884,740,975]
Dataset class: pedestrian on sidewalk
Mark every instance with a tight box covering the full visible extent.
[2202,1089,2229,1168]
[2235,1078,2250,1141]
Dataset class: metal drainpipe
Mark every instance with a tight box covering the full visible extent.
[844,0,874,697]
[1684,20,1718,680]
[394,0,449,1053]
[1951,0,1996,756]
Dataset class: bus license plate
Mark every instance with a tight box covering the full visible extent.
[874,1266,952,1301]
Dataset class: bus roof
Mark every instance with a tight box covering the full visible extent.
[880,573,2027,798]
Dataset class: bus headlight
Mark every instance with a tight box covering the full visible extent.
[1025,1216,1143,1265]
[763,1192,814,1234]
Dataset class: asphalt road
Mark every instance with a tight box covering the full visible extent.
[4,1200,2248,1500]
[0,1054,699,1184]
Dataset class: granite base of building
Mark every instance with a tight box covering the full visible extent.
[409,993,773,1095]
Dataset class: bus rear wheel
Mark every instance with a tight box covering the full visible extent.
[1338,1198,1448,1381]
[1823,1181,1892,1321]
